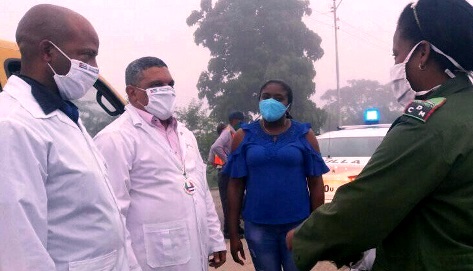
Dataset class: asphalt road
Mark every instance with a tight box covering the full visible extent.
[210,189,349,271]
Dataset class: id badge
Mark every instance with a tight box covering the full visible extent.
[184,180,196,195]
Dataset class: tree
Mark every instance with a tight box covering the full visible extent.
[175,99,222,188]
[321,79,403,131]
[174,98,219,160]
[187,0,327,130]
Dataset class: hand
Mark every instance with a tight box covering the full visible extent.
[286,229,296,251]
[209,250,226,268]
[230,236,246,265]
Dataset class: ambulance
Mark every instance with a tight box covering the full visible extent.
[0,39,126,136]
[318,109,390,203]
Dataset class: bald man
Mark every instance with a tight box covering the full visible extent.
[0,5,132,271]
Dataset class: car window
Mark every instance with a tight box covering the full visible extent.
[319,136,385,157]
[75,86,120,137]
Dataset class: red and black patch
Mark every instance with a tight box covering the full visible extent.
[403,97,446,122]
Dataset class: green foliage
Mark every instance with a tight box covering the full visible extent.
[174,99,219,161]
[321,79,403,131]
[187,0,327,129]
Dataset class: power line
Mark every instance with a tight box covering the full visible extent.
[309,12,391,52]
[337,18,391,47]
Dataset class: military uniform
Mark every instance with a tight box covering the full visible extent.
[292,74,473,271]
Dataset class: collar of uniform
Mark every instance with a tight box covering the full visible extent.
[17,74,64,115]
[132,104,178,130]
[427,73,473,99]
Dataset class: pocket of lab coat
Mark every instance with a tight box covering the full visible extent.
[68,249,117,271]
[143,220,191,268]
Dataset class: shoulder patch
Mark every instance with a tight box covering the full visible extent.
[403,97,446,122]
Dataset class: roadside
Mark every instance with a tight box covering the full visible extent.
[210,188,349,271]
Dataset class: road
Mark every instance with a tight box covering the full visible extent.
[210,189,349,271]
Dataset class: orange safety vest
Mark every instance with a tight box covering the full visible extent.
[214,155,224,166]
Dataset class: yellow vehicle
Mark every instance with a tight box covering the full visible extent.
[318,122,390,203]
[0,39,126,136]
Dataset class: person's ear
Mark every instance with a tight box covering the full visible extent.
[39,40,54,62]
[126,85,137,103]
[418,40,432,69]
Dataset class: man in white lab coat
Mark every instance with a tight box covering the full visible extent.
[94,57,226,271]
[0,4,129,271]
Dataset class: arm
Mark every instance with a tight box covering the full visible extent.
[94,131,141,271]
[203,175,227,268]
[201,152,227,256]
[187,130,227,267]
[207,144,216,165]
[0,120,54,271]
[305,129,325,210]
[307,176,324,211]
[213,129,232,163]
[226,129,247,265]
[292,121,450,270]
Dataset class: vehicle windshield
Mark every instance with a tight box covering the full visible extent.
[75,87,119,137]
[318,136,385,157]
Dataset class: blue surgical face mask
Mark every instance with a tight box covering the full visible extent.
[259,98,289,122]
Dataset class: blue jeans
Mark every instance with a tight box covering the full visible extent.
[245,220,302,271]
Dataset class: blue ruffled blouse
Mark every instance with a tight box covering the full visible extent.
[224,120,329,224]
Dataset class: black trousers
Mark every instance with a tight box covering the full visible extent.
[217,169,230,233]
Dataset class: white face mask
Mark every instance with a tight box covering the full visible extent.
[390,41,466,107]
[47,41,99,100]
[390,42,424,107]
[138,85,176,120]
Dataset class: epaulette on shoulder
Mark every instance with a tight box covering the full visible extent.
[403,97,446,122]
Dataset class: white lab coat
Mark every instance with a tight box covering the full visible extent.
[94,104,226,271]
[0,75,129,271]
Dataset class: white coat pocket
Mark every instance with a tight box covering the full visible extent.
[68,249,117,271]
[143,220,191,268]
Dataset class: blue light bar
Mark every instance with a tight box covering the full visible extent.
[364,108,380,124]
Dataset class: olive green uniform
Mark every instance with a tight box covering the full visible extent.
[293,74,473,271]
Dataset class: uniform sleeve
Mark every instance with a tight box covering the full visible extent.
[292,119,450,270]
[203,173,227,254]
[0,120,55,271]
[207,144,216,164]
[186,130,226,254]
[94,131,142,271]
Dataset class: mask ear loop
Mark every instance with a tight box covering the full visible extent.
[430,43,473,82]
[47,40,72,76]
[409,3,470,81]
[48,41,72,61]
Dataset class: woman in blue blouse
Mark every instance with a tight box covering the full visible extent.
[225,79,329,270]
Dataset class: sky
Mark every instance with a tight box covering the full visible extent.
[0,0,415,108]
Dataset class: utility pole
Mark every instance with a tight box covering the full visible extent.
[332,0,341,127]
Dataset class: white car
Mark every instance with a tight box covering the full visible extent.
[318,124,390,203]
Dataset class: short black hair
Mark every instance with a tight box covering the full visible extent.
[397,0,473,71]
[228,111,244,121]
[258,79,293,105]
[125,57,167,86]
[216,122,227,135]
